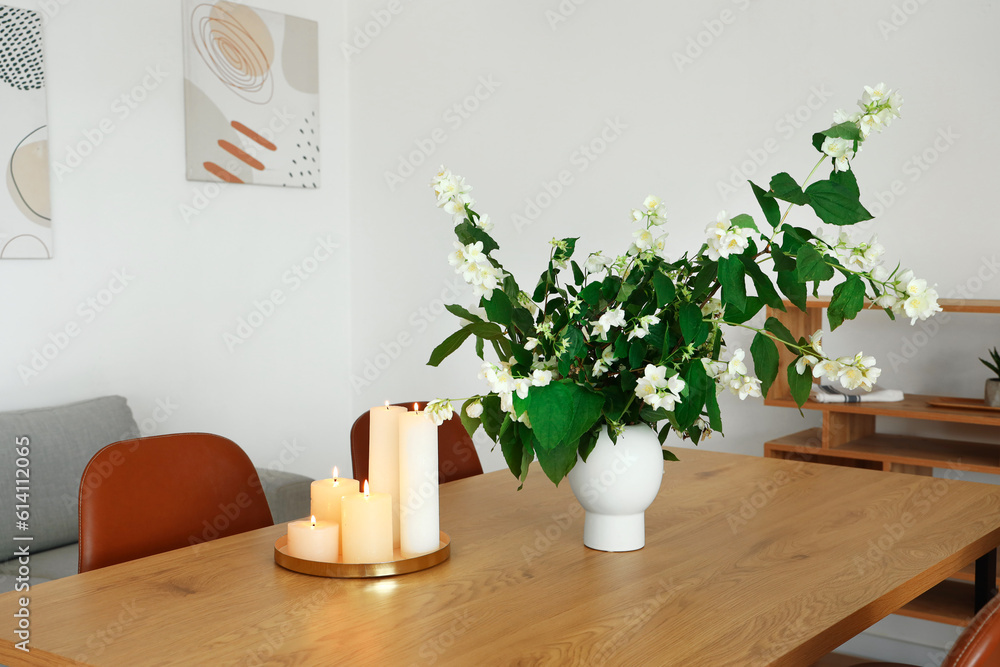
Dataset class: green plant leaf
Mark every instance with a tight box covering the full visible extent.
[511,308,535,335]
[764,316,799,354]
[776,270,808,313]
[445,303,482,322]
[769,173,810,205]
[751,181,781,228]
[722,296,763,325]
[579,429,600,463]
[705,380,723,431]
[674,360,710,430]
[787,362,813,407]
[718,256,747,311]
[499,422,523,479]
[534,441,579,486]
[653,271,676,307]
[729,213,759,232]
[427,328,474,367]
[526,381,604,453]
[454,221,499,255]
[480,395,504,440]
[690,262,718,300]
[827,274,866,330]
[602,276,622,301]
[458,398,482,440]
[811,121,863,151]
[482,290,513,328]
[465,321,504,339]
[553,237,578,263]
[795,244,835,283]
[662,448,679,462]
[740,255,785,310]
[804,178,874,226]
[571,261,585,286]
[750,332,779,398]
[629,339,646,369]
[679,302,703,343]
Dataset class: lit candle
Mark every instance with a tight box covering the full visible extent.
[369,402,406,547]
[286,515,339,562]
[341,480,394,564]
[398,405,440,557]
[310,467,360,553]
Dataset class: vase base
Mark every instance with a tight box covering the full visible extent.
[582,512,645,552]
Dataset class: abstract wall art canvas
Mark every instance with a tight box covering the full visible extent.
[1,5,52,259]
[182,1,319,188]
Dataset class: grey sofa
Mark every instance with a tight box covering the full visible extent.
[0,396,312,593]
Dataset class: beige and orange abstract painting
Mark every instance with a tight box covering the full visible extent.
[182,1,319,188]
[1,5,52,259]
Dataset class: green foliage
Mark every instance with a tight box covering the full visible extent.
[980,347,1000,380]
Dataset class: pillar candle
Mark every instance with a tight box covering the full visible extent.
[286,516,339,562]
[341,481,394,563]
[368,404,406,548]
[398,408,440,557]
[310,468,360,553]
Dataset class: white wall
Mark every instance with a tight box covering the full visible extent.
[0,0,350,479]
[346,0,999,662]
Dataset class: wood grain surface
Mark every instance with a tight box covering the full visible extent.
[3,449,1000,666]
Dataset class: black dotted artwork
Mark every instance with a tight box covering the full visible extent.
[285,111,320,188]
[0,6,45,91]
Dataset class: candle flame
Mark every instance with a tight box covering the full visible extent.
[363,479,370,498]
[413,402,419,412]
[384,400,390,408]
[332,466,339,483]
[310,515,316,528]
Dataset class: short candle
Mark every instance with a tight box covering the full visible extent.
[286,515,339,562]
[310,467,360,553]
[341,480,393,564]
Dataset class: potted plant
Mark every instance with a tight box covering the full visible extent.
[424,83,942,551]
[982,348,1000,407]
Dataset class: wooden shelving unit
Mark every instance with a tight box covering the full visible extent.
[764,298,1000,626]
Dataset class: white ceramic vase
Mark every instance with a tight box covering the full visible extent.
[566,425,664,552]
[987,379,1000,408]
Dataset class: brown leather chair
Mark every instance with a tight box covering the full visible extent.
[350,402,483,484]
[78,433,274,573]
[856,592,1000,666]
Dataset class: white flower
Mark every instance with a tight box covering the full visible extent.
[591,307,627,337]
[702,358,727,378]
[861,82,890,108]
[701,298,723,319]
[585,253,613,274]
[821,137,851,160]
[833,108,862,125]
[643,364,669,389]
[474,214,494,232]
[513,378,531,400]
[628,314,661,340]
[859,114,882,138]
[735,376,762,400]
[524,337,539,351]
[425,399,454,425]
[498,391,514,414]
[432,167,473,208]
[903,287,942,324]
[635,378,659,405]
[795,354,819,376]
[530,369,553,387]
[727,348,748,376]
[812,358,842,381]
[705,212,752,261]
[465,400,484,419]
[632,229,654,252]
[836,353,880,391]
[666,374,686,397]
[593,358,609,377]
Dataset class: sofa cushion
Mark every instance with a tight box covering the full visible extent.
[0,396,140,560]
[0,543,78,594]
[256,468,313,524]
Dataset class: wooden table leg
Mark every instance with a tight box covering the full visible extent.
[975,548,998,613]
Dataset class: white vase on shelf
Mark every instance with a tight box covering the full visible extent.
[566,425,664,552]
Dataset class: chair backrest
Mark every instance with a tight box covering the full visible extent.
[943,592,1000,667]
[350,402,483,484]
[78,433,274,573]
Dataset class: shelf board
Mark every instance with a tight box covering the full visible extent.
[764,393,1000,427]
[789,297,1000,314]
[766,428,1000,475]
[897,579,974,626]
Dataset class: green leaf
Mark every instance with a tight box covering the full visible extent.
[662,449,679,462]
[613,332,630,359]
[526,381,604,453]
[454,220,499,255]
[827,275,866,330]
[679,302,702,343]
[705,380,723,431]
[475,336,485,360]
[750,332,779,398]
[511,308,535,335]
[787,363,813,407]
[579,429,600,463]
[750,181,781,228]
[482,290,513,328]
[652,271,676,307]
[445,303,482,323]
[795,244,834,283]
[690,262,718,300]
[558,327,586,376]
[427,328,474,367]
[811,121,863,151]
[579,282,602,306]
[458,398,482,440]
[534,441,579,486]
[674,361,710,430]
[804,178,874,226]
[769,173,810,205]
[602,276,622,301]
[571,261,585,286]
[729,213,759,232]
[499,423,523,479]
[718,256,747,311]
[628,339,645,369]
[479,395,504,440]
[465,321,504,339]
[740,254,785,310]
[553,237,578,263]
[602,386,630,424]
[722,296,763,325]
[764,316,799,354]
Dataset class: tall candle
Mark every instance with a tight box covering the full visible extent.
[286,515,339,562]
[341,480,394,564]
[398,407,440,557]
[369,404,406,548]
[310,468,360,553]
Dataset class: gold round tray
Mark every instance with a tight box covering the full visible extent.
[274,531,451,578]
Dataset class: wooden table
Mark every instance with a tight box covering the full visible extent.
[4,449,1000,666]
